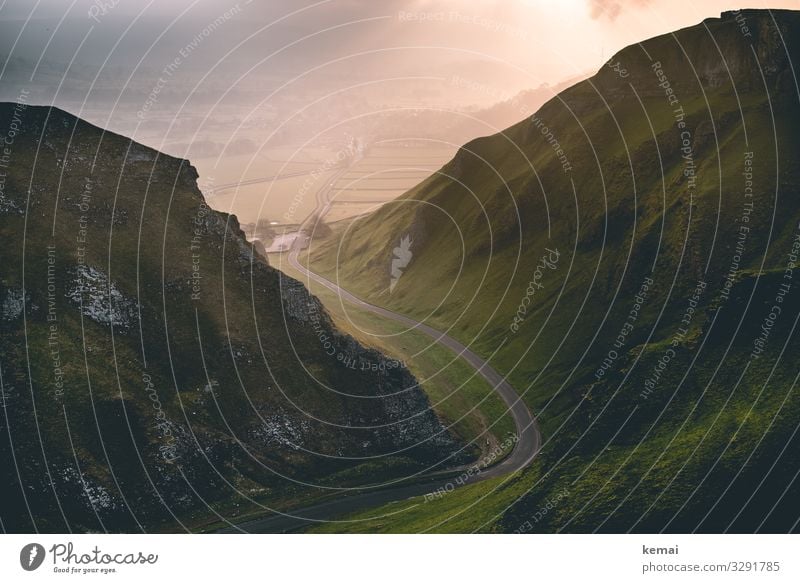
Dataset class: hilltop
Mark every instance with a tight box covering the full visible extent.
[0,104,462,532]
[303,9,800,532]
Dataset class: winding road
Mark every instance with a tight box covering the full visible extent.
[286,243,542,474]
[220,154,540,533]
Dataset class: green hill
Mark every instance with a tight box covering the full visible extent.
[0,104,464,532]
[303,9,800,532]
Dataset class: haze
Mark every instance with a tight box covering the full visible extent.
[1,0,795,225]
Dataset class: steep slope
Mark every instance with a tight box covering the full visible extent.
[305,9,800,532]
[0,104,462,533]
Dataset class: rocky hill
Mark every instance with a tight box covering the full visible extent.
[0,104,461,532]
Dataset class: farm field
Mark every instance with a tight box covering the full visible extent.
[326,143,456,222]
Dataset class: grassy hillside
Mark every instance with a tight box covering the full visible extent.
[304,9,800,532]
[274,254,517,460]
[0,104,465,533]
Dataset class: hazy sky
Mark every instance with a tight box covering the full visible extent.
[2,0,797,224]
[1,1,798,158]
[3,0,799,97]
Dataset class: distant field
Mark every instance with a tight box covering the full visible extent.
[325,144,455,221]
[201,144,455,226]
[195,147,329,185]
[196,146,339,224]
[332,175,432,201]
[209,169,338,225]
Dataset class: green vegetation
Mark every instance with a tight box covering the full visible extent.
[0,105,463,532]
[309,470,539,533]
[303,9,800,532]
[275,254,516,458]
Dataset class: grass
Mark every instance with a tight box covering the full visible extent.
[273,252,516,459]
[308,469,539,533]
[0,104,470,533]
[298,10,800,532]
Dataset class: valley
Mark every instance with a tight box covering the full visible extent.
[2,6,800,537]
[288,9,800,532]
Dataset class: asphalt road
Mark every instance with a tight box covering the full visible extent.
[285,245,541,483]
[219,155,540,533]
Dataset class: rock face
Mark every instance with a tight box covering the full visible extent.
[0,104,461,533]
[65,265,138,330]
[279,277,457,453]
